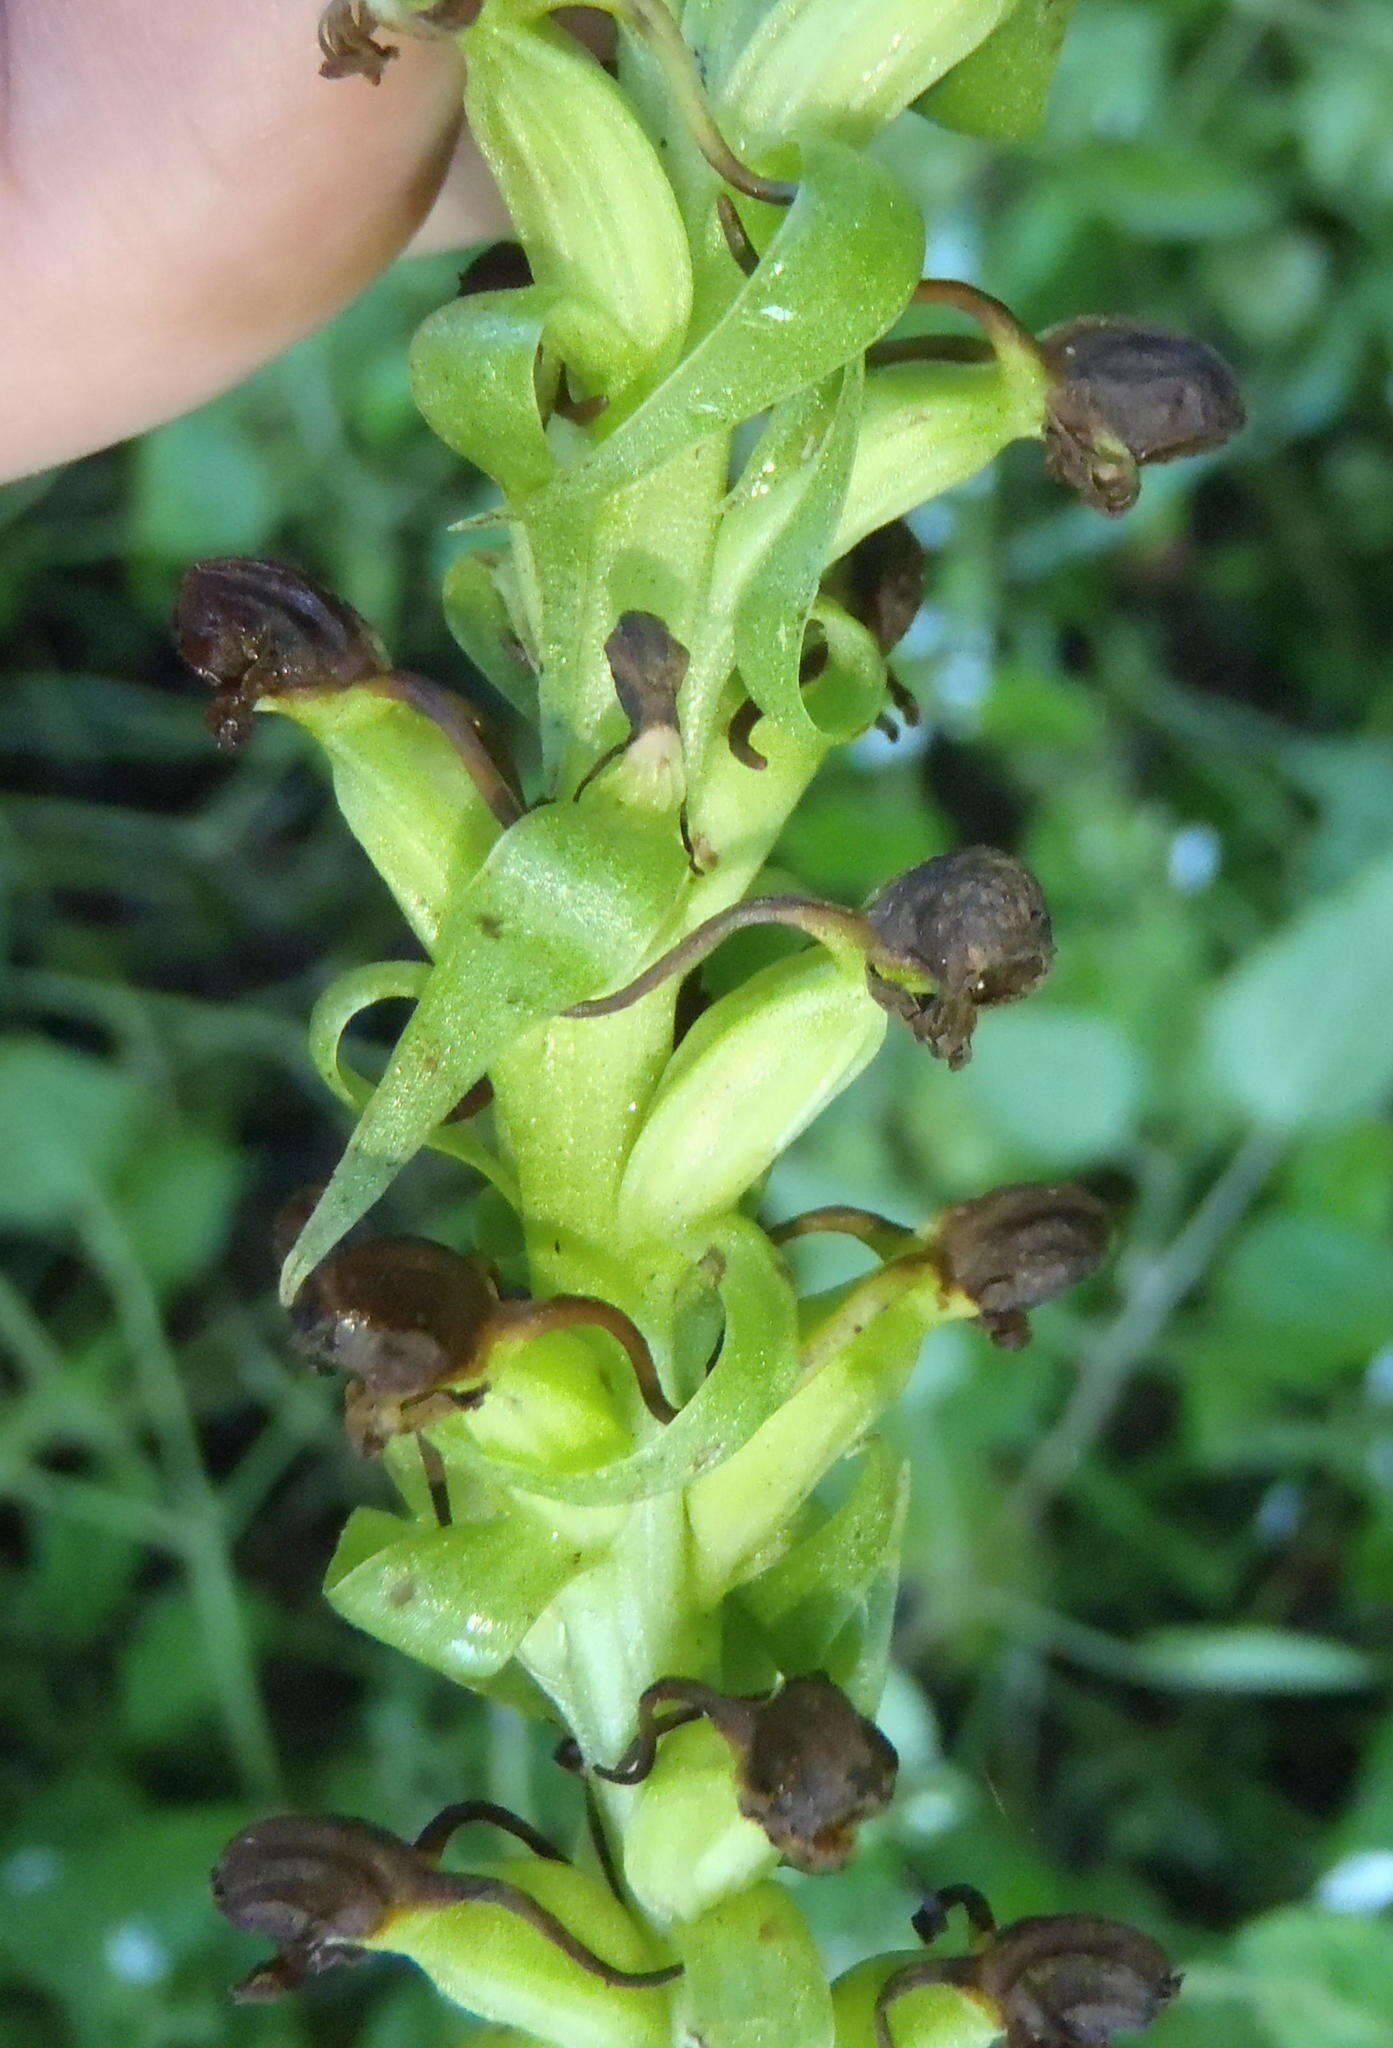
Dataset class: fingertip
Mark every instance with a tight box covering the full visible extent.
[1,2,483,477]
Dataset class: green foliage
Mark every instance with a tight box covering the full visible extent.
[3,2,1392,2045]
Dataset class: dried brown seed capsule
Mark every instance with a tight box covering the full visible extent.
[283,1220,677,1465]
[174,558,523,822]
[770,1206,916,1258]
[736,1674,899,1872]
[565,1673,896,1874]
[212,1813,450,1998]
[933,1182,1110,1349]
[175,557,388,747]
[865,281,1241,519]
[213,1810,680,2003]
[1041,320,1244,517]
[864,847,1053,1069]
[876,1892,1180,2048]
[288,1234,499,1440]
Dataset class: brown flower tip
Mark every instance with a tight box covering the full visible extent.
[865,848,1053,1068]
[604,612,689,737]
[173,558,387,748]
[318,1,480,81]
[318,1,397,80]
[933,1182,1110,1348]
[1041,320,1244,516]
[734,1674,898,1873]
[212,1814,446,2000]
[576,1674,896,1873]
[286,1233,497,1454]
[879,1894,1180,2048]
[458,241,535,297]
[841,521,928,657]
[977,1913,1181,2048]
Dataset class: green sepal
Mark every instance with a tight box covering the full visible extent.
[618,955,887,1234]
[831,354,1049,559]
[741,1439,908,1688]
[804,596,892,738]
[689,1259,974,1596]
[411,289,559,496]
[464,1324,639,1475]
[623,1720,777,1927]
[833,1954,1001,2048]
[918,0,1078,141]
[720,0,1015,148]
[422,1216,799,1507]
[281,803,690,1302]
[266,689,504,951]
[714,365,866,743]
[463,9,692,396]
[551,138,923,500]
[324,1506,599,1683]
[673,1882,835,2048]
[442,551,539,719]
[375,1857,674,2048]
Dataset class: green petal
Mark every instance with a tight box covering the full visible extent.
[464,10,692,396]
[268,688,505,950]
[378,1859,674,2048]
[618,954,887,1233]
[918,0,1079,142]
[715,366,869,742]
[832,355,1048,560]
[325,1507,598,1682]
[742,1438,908,1690]
[674,1883,834,2048]
[721,0,1015,146]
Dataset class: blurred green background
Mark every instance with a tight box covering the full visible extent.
[3,0,1393,2043]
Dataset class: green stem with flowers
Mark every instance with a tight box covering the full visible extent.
[191,2,1242,2043]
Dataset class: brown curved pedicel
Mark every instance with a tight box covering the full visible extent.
[563,896,873,1020]
[212,1812,681,2002]
[932,1182,1110,1350]
[486,1294,678,1424]
[565,1674,897,1874]
[410,1799,568,1866]
[875,1892,1180,2048]
[174,558,522,823]
[864,847,1053,1069]
[770,1207,919,1261]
